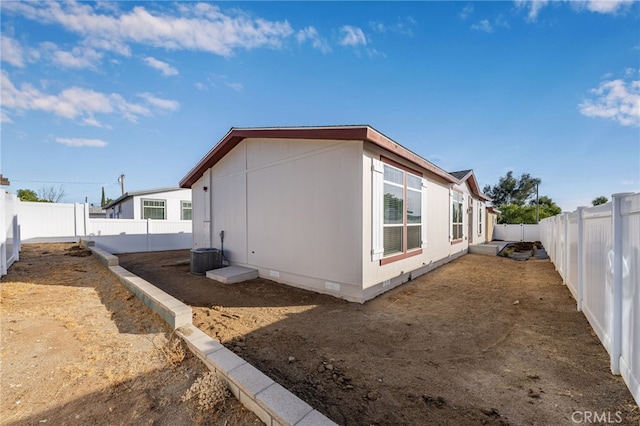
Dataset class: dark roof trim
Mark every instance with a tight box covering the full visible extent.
[104,186,185,209]
[179,125,458,188]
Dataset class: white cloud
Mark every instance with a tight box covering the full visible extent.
[52,46,102,70]
[369,17,416,36]
[2,1,294,58]
[516,0,634,20]
[339,26,367,47]
[620,179,635,185]
[55,137,108,148]
[1,110,13,123]
[471,20,494,33]
[459,5,474,20]
[1,36,25,67]
[225,82,244,91]
[143,56,178,76]
[0,70,178,124]
[581,0,634,14]
[578,74,640,127]
[296,27,331,53]
[514,0,549,21]
[138,92,180,111]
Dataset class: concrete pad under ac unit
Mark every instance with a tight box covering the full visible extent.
[206,265,258,284]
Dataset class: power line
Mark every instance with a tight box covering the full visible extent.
[11,179,119,185]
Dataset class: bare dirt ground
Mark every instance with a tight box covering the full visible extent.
[1,243,260,426]
[118,250,640,426]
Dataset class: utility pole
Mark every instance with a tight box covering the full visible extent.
[118,174,125,195]
[535,182,539,224]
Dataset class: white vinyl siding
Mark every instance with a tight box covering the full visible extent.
[142,199,166,220]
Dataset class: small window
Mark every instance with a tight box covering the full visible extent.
[451,192,463,241]
[181,200,192,220]
[142,199,166,220]
[478,203,483,235]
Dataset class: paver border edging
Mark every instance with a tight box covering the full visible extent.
[83,243,335,426]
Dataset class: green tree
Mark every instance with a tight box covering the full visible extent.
[17,189,39,202]
[498,199,561,224]
[101,186,106,207]
[483,171,541,206]
[592,196,608,206]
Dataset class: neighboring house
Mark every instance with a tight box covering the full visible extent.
[179,125,491,303]
[88,204,107,218]
[104,187,192,221]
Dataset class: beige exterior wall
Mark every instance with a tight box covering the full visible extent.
[191,138,364,298]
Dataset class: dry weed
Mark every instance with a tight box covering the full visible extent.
[182,372,229,412]
[161,336,186,368]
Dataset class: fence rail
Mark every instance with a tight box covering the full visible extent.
[492,223,540,242]
[540,192,639,406]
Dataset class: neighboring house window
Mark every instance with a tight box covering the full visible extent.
[181,201,192,220]
[382,162,422,257]
[478,202,483,235]
[142,199,166,220]
[451,191,463,241]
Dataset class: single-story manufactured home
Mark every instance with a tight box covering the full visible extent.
[105,187,192,221]
[179,125,491,303]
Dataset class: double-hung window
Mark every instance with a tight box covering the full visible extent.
[181,201,192,220]
[451,191,463,241]
[378,160,424,263]
[142,199,166,220]
[477,202,483,235]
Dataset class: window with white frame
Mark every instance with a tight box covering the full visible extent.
[451,191,463,241]
[478,202,483,235]
[142,199,166,220]
[383,163,422,256]
[181,201,192,220]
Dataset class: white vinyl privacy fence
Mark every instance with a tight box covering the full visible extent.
[16,201,192,254]
[540,192,639,406]
[492,224,540,242]
[1,191,20,276]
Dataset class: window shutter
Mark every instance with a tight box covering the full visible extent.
[371,158,384,261]
[421,178,428,248]
[449,188,453,242]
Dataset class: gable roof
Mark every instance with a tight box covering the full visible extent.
[449,169,492,201]
[179,125,459,188]
[449,170,472,180]
[104,186,187,209]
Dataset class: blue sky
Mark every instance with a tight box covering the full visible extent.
[1,0,638,211]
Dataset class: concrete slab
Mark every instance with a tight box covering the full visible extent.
[206,265,258,284]
[468,244,500,256]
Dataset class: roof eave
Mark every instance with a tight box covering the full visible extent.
[179,125,459,188]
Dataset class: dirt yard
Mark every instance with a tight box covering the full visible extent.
[118,250,640,426]
[0,243,260,426]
